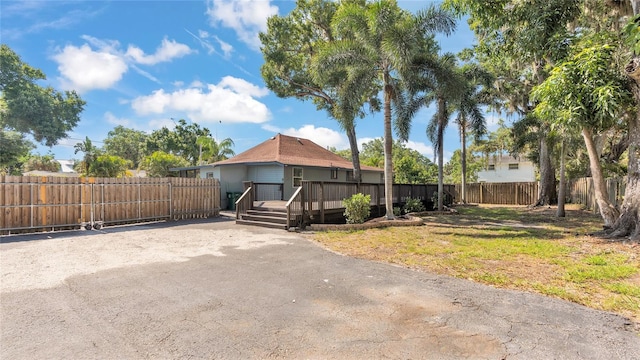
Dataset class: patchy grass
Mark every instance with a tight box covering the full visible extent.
[310,204,640,323]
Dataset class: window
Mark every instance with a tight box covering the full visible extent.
[205,172,214,178]
[346,170,355,182]
[330,168,338,179]
[488,164,495,171]
[508,163,519,170]
[293,167,303,187]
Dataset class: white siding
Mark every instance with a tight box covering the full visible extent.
[477,161,536,183]
[248,165,284,183]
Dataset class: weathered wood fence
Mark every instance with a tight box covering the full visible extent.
[456,182,539,205]
[0,176,221,235]
[566,177,626,211]
[455,177,627,209]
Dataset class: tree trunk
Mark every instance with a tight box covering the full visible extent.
[535,136,556,206]
[437,98,446,211]
[607,56,640,240]
[557,139,566,218]
[460,125,467,204]
[346,125,362,183]
[582,127,620,226]
[383,78,395,220]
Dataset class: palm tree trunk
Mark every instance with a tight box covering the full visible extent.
[346,125,362,183]
[460,125,467,204]
[437,98,445,211]
[582,127,620,226]
[383,76,395,220]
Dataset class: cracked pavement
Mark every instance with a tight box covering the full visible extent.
[1,218,639,359]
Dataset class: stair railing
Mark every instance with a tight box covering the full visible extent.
[235,187,253,219]
[285,186,304,230]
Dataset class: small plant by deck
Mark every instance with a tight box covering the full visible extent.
[403,197,425,214]
[343,193,371,224]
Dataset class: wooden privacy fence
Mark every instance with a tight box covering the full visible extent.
[567,177,626,211]
[0,176,220,235]
[457,182,539,205]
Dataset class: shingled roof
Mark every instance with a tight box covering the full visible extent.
[213,133,381,171]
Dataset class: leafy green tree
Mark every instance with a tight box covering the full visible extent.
[23,153,61,172]
[443,0,582,206]
[0,129,34,175]
[88,155,132,178]
[145,119,211,165]
[103,126,148,168]
[140,151,189,177]
[444,149,484,185]
[196,136,235,164]
[260,0,376,183]
[532,34,633,226]
[0,44,85,146]
[316,0,454,218]
[74,136,101,176]
[360,138,437,184]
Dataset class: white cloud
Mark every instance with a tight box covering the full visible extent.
[125,37,193,65]
[131,77,271,124]
[213,35,234,58]
[53,43,128,92]
[405,140,435,158]
[104,112,133,127]
[206,0,278,51]
[52,36,193,92]
[263,124,348,150]
[147,118,177,131]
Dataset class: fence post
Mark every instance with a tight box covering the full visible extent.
[319,182,325,224]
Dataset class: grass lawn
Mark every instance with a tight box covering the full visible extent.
[311,204,640,324]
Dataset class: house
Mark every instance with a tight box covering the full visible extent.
[476,155,536,183]
[174,134,384,209]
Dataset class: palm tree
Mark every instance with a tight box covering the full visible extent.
[403,53,461,211]
[315,0,454,219]
[453,63,491,203]
[196,136,235,164]
[74,136,100,175]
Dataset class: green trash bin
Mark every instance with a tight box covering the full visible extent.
[227,192,243,210]
[226,192,236,210]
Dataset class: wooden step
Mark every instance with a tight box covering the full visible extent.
[241,213,288,224]
[236,219,288,230]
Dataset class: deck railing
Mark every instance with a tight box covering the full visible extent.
[285,186,304,230]
[235,184,253,219]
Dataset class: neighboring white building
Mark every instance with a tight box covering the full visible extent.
[477,155,536,183]
[56,159,76,173]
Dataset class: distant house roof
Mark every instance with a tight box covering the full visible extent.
[213,133,382,171]
[56,159,76,173]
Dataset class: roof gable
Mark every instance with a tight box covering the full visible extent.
[213,133,381,171]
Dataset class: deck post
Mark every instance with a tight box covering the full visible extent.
[319,182,325,224]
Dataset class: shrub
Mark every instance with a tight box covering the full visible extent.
[343,193,371,224]
[403,197,425,213]
[393,207,402,217]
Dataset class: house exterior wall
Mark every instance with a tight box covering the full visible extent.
[477,160,536,183]
[248,164,284,183]
[215,165,248,209]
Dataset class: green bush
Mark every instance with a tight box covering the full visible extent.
[343,193,371,224]
[403,197,425,213]
[393,207,402,217]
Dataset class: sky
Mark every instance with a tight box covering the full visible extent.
[1,0,499,163]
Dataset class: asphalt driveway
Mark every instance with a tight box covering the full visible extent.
[1,218,639,359]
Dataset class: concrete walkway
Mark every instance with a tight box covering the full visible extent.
[1,218,638,359]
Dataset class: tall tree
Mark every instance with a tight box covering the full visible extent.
[141,151,189,178]
[616,2,640,240]
[196,136,235,164]
[0,130,34,175]
[454,63,491,203]
[0,44,85,146]
[316,0,454,218]
[260,0,376,183]
[532,34,633,226]
[103,126,148,168]
[23,153,61,172]
[74,136,101,176]
[443,0,582,206]
[144,119,211,165]
[88,155,131,178]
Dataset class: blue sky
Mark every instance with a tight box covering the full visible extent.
[1,0,497,163]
